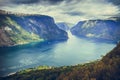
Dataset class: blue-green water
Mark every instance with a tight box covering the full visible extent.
[0,32,116,76]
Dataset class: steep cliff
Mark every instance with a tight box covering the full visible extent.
[71,19,120,43]
[0,10,68,46]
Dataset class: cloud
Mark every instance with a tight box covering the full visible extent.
[0,0,120,24]
[12,0,39,4]
[107,0,120,5]
[63,12,85,16]
[0,0,64,8]
[0,0,64,5]
[0,0,12,6]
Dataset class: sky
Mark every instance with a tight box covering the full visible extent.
[0,0,120,24]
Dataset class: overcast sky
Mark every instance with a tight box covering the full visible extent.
[0,0,120,24]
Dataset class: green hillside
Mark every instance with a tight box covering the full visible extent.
[5,17,43,44]
[0,16,43,46]
[0,11,68,47]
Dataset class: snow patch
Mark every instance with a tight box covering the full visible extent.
[4,26,12,31]
[82,21,97,28]
[86,33,95,37]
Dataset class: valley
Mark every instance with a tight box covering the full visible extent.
[0,10,120,80]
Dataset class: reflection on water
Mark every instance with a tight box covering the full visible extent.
[0,31,116,76]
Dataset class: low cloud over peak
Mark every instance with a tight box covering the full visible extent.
[11,0,64,4]
[12,0,39,4]
[0,0,120,24]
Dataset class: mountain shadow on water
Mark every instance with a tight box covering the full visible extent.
[0,39,67,54]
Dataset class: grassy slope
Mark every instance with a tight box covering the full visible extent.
[2,16,44,46]
[1,43,120,80]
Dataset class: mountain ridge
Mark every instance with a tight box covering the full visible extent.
[71,18,120,43]
[0,10,68,47]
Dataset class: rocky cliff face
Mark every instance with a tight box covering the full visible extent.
[0,10,68,46]
[71,19,120,43]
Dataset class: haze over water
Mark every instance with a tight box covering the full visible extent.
[0,31,116,76]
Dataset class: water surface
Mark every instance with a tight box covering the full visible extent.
[0,32,116,76]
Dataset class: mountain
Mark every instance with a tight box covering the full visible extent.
[56,22,69,31]
[1,43,120,80]
[70,19,120,43]
[0,10,68,46]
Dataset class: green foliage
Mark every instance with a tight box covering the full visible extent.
[4,17,44,45]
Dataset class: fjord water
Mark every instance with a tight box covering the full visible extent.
[0,31,115,76]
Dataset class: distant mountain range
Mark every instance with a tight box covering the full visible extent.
[56,22,69,31]
[0,10,68,47]
[71,18,120,43]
